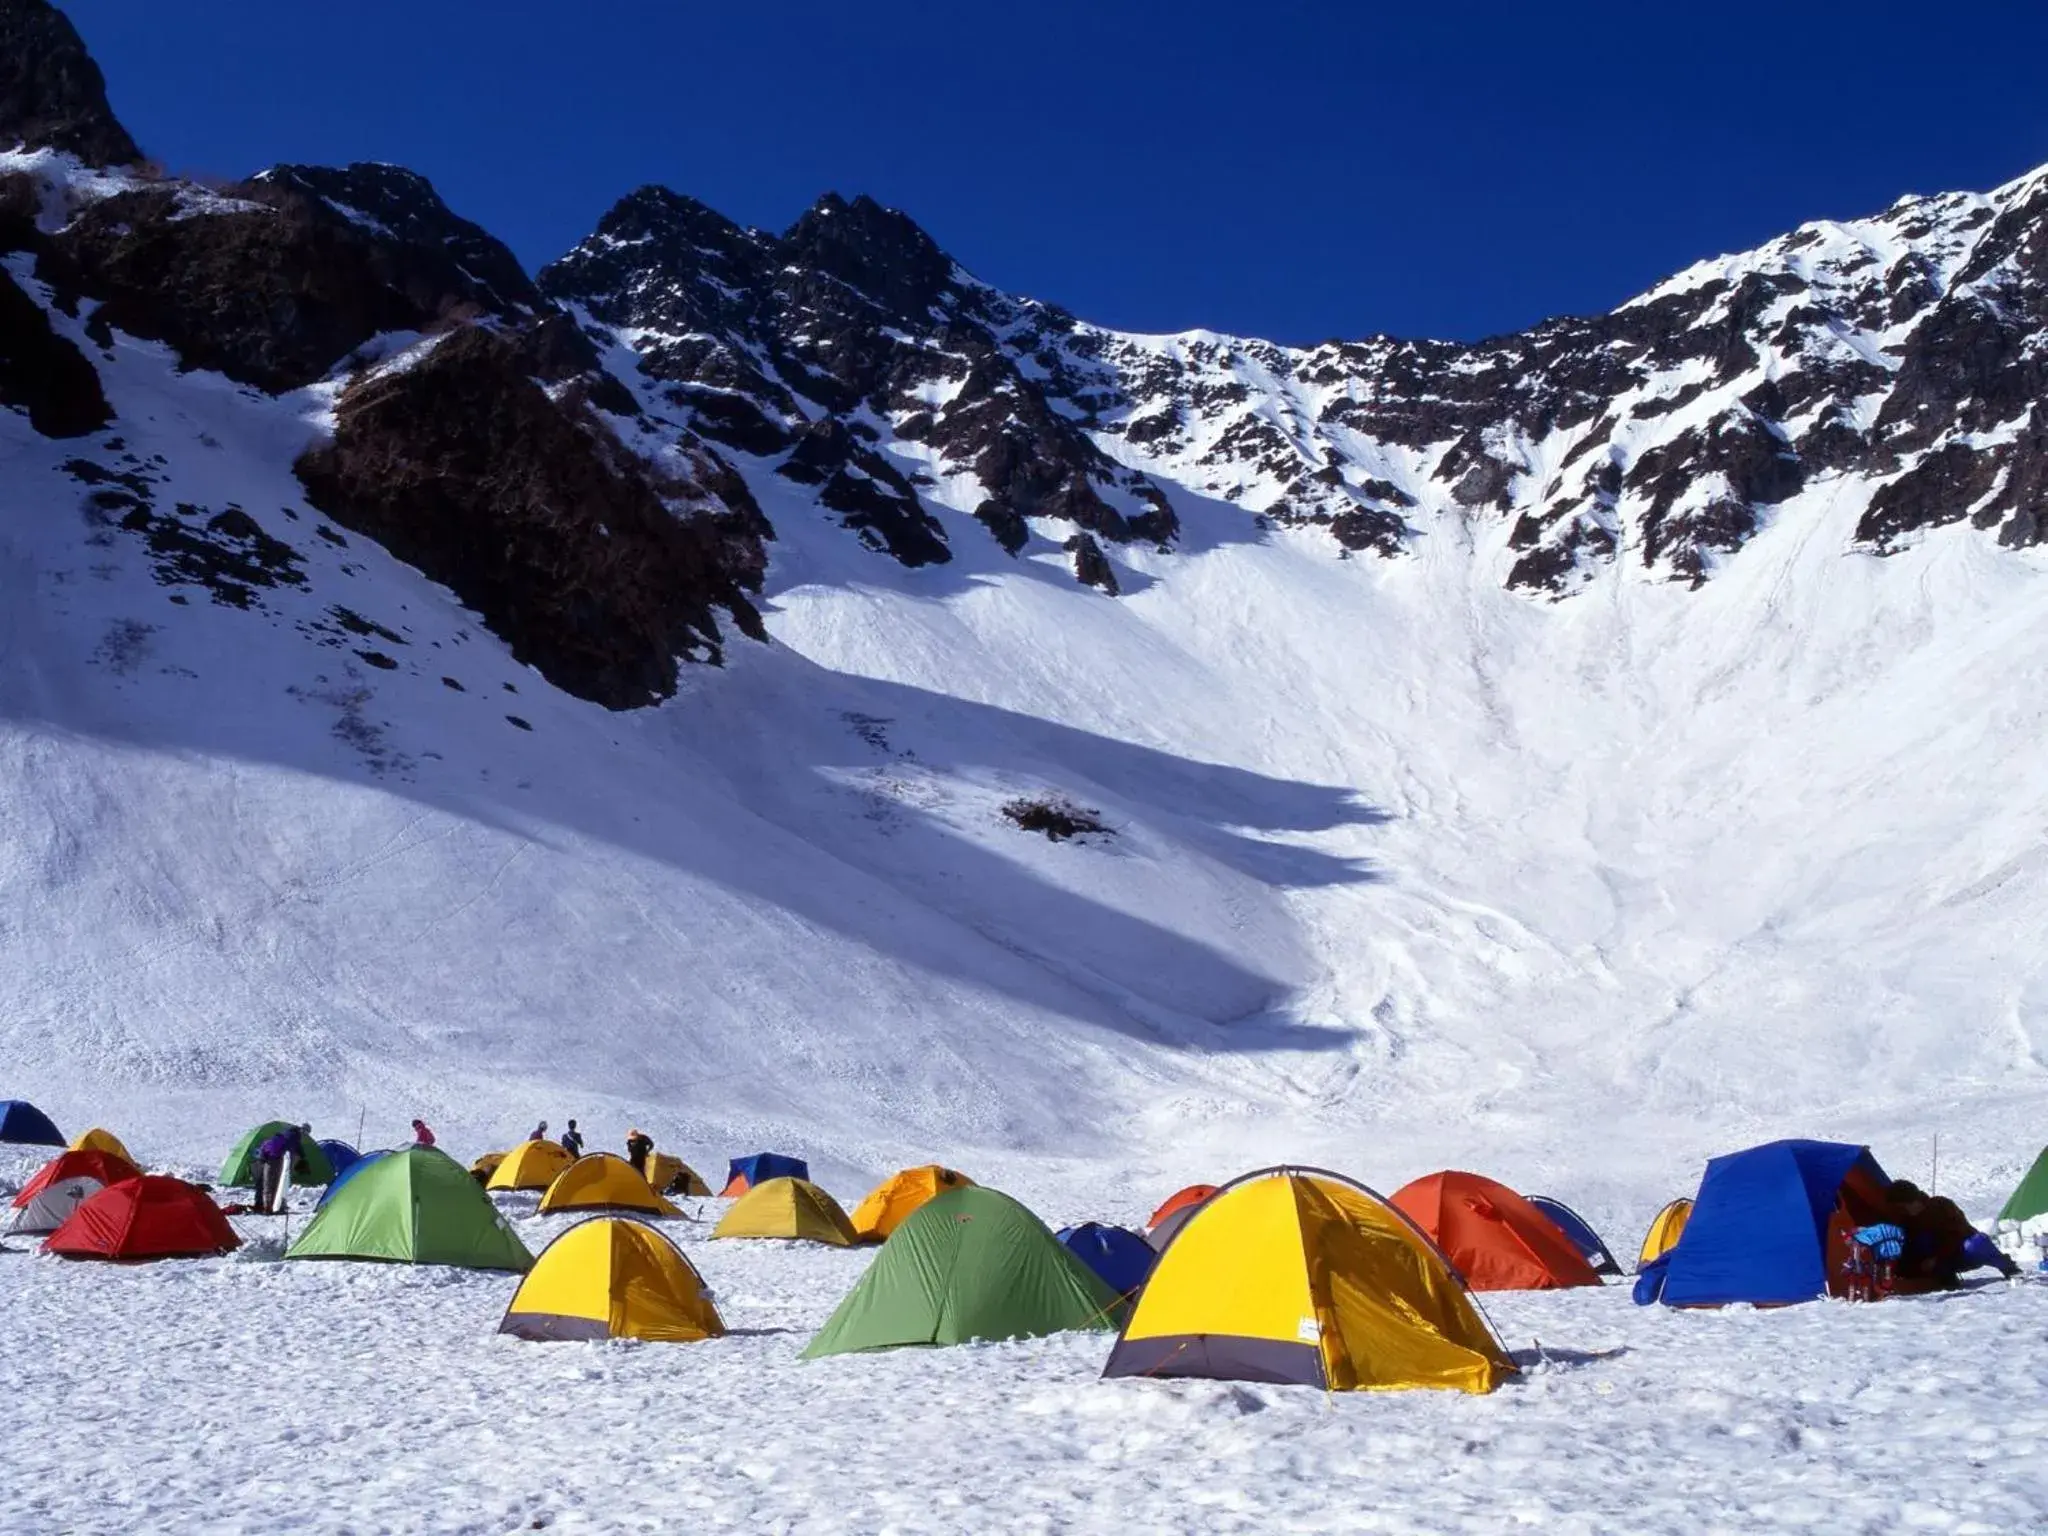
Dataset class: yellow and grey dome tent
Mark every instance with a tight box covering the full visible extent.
[849,1165,974,1242]
[500,1218,724,1342]
[1637,1197,1693,1268]
[469,1151,507,1184]
[487,1139,576,1193]
[68,1127,136,1164]
[499,1220,724,1343]
[646,1152,710,1197]
[539,1153,680,1217]
[712,1176,858,1245]
[1102,1166,1516,1394]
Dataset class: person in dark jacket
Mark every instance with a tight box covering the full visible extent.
[253,1124,309,1214]
[624,1128,654,1178]
[560,1119,585,1159]
[1889,1180,2018,1284]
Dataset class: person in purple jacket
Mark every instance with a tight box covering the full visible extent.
[253,1124,310,1214]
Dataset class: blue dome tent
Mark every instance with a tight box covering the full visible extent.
[1057,1222,1156,1298]
[318,1148,392,1207]
[1525,1195,1622,1275]
[1636,1139,1892,1307]
[720,1153,808,1196]
[0,1100,65,1147]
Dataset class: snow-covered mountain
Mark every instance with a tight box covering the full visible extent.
[3,0,2046,1216]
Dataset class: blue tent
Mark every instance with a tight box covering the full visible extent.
[1526,1195,1622,1276]
[1057,1222,1155,1297]
[319,1140,362,1178]
[0,1100,64,1147]
[1640,1139,1890,1307]
[723,1153,808,1193]
[318,1148,392,1207]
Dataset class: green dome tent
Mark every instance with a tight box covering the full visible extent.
[802,1186,1122,1359]
[220,1122,336,1188]
[285,1147,533,1271]
[1999,1147,2048,1224]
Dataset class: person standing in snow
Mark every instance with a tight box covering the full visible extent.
[560,1119,585,1159]
[411,1119,436,1148]
[528,1120,548,1145]
[253,1124,309,1214]
[624,1128,654,1178]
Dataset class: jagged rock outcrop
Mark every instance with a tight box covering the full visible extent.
[0,0,139,166]
[294,327,765,709]
[26,162,540,393]
[541,188,1180,586]
[0,262,108,435]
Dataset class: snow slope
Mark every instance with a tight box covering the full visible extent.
[7,181,2048,1233]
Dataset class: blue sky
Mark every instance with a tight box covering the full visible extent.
[66,0,2048,344]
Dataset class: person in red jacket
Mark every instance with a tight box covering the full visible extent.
[411,1119,436,1147]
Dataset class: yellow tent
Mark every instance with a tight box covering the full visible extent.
[540,1153,681,1217]
[470,1151,507,1184]
[712,1176,857,1245]
[1637,1197,1693,1267]
[1103,1167,1516,1394]
[68,1127,135,1164]
[849,1164,974,1242]
[499,1218,724,1342]
[487,1140,576,1193]
[646,1152,710,1197]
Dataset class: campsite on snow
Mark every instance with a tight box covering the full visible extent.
[6,0,2048,1529]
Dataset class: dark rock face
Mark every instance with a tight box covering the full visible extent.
[1066,531,1119,595]
[0,263,108,435]
[249,164,539,318]
[0,0,140,166]
[294,327,764,709]
[35,162,540,393]
[0,30,774,711]
[542,187,1183,589]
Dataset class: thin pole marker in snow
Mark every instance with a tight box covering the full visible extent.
[1931,1133,1939,1196]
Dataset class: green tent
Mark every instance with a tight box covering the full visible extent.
[285,1147,533,1271]
[1999,1147,2048,1223]
[220,1121,337,1188]
[802,1186,1122,1359]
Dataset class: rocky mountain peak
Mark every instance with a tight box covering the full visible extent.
[782,192,956,316]
[249,162,539,317]
[0,0,139,166]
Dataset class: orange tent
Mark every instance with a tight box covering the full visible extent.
[1390,1170,1602,1291]
[1147,1184,1217,1232]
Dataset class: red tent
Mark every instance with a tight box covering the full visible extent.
[44,1175,241,1261]
[12,1148,140,1207]
[1147,1184,1218,1232]
[1391,1170,1601,1291]
[9,1149,145,1235]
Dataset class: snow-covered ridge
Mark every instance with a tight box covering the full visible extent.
[543,154,2048,601]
